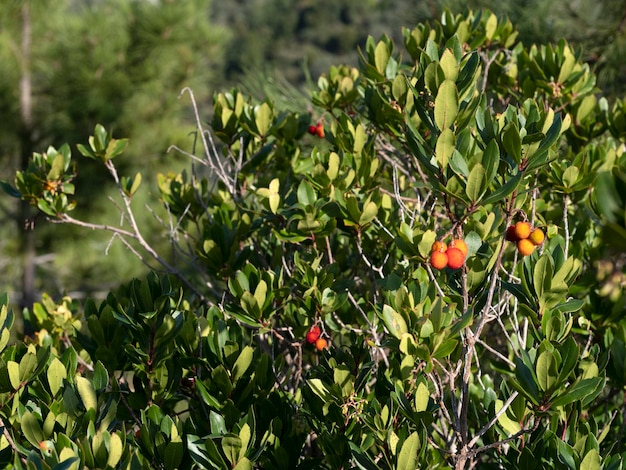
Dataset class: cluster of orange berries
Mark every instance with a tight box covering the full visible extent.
[430,238,468,270]
[505,221,545,256]
[305,325,327,351]
[308,122,325,138]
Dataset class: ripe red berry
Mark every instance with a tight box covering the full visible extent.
[449,239,468,258]
[446,247,465,269]
[306,325,321,344]
[505,225,518,241]
[308,125,318,135]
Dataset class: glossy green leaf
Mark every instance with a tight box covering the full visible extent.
[397,432,419,470]
[47,357,67,397]
[434,80,458,130]
[466,164,487,202]
[76,376,98,412]
[255,102,272,136]
[232,346,254,383]
[580,449,601,470]
[381,304,408,339]
[536,350,558,392]
[414,380,429,412]
[435,128,455,169]
[374,41,390,75]
[359,200,378,226]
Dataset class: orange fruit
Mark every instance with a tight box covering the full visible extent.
[517,238,536,256]
[431,240,447,253]
[450,239,468,258]
[315,337,328,351]
[446,247,465,269]
[316,123,325,138]
[528,228,545,246]
[513,221,531,240]
[430,250,449,270]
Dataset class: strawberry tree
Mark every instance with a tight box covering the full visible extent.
[2,8,626,470]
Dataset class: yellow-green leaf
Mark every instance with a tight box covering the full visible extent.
[47,357,67,396]
[435,128,455,169]
[76,376,97,412]
[434,80,458,130]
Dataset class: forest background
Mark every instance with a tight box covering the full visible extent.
[0,0,625,313]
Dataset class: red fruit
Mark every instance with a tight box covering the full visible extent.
[306,325,321,344]
[446,247,465,269]
[505,225,518,241]
[316,123,325,138]
[449,239,468,258]
[315,337,328,351]
[430,250,449,270]
[308,125,318,135]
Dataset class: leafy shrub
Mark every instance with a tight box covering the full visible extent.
[2,9,626,470]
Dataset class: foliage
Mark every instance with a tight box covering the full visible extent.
[0,0,229,299]
[2,8,626,469]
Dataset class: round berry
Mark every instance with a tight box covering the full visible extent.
[431,240,447,253]
[505,225,518,241]
[316,124,325,138]
[315,337,328,351]
[430,250,449,270]
[306,325,321,344]
[513,221,531,240]
[517,238,536,256]
[308,125,318,135]
[446,247,465,269]
[450,239,468,258]
[528,228,545,246]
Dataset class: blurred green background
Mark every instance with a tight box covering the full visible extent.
[1,0,624,309]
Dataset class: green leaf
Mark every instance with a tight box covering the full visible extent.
[414,380,429,412]
[359,200,378,226]
[502,122,522,163]
[374,41,390,75]
[222,434,242,466]
[381,304,408,339]
[232,346,254,383]
[233,457,253,470]
[104,138,129,161]
[397,432,419,470]
[481,172,522,206]
[47,357,67,397]
[22,411,44,447]
[435,128,455,169]
[434,80,458,130]
[466,164,486,202]
[513,356,540,405]
[550,378,605,407]
[536,350,558,392]
[580,449,601,470]
[440,48,459,81]
[533,254,553,299]
[76,376,98,412]
[7,361,20,390]
[255,103,272,137]
[107,433,123,468]
[297,180,316,206]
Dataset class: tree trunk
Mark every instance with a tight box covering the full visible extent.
[18,1,37,313]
